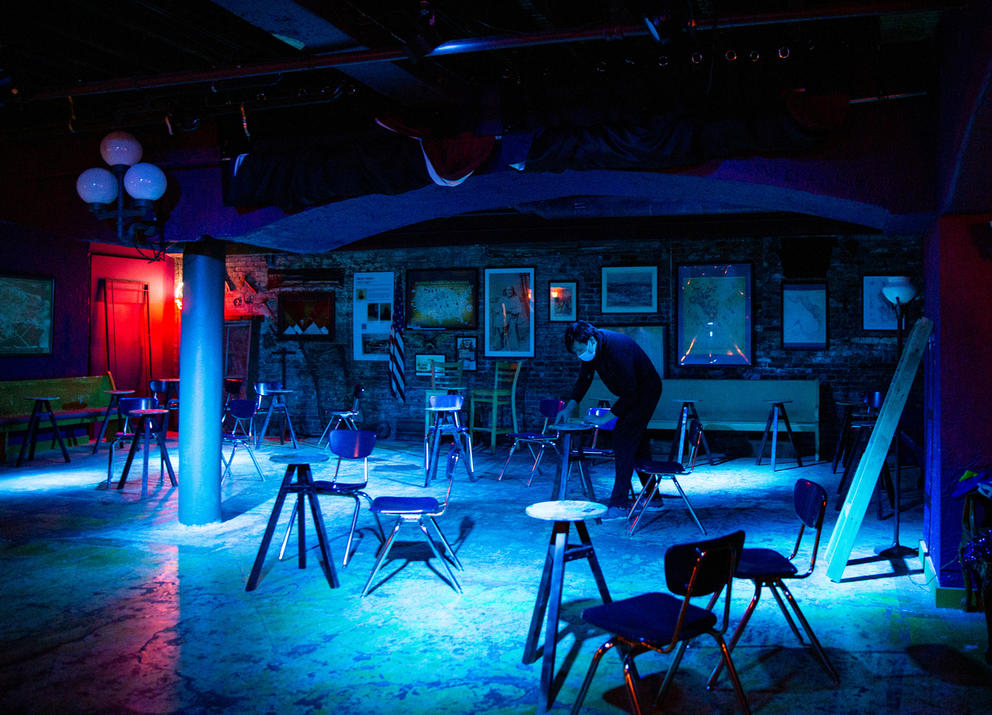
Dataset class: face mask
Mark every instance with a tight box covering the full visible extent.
[577,339,596,362]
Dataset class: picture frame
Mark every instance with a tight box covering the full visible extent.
[608,324,666,378]
[406,268,477,330]
[277,291,335,340]
[602,265,657,313]
[0,274,54,355]
[862,275,899,330]
[676,263,752,366]
[782,281,828,349]
[549,281,577,322]
[455,336,477,371]
[415,353,445,376]
[484,267,535,357]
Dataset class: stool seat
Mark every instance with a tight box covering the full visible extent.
[526,500,606,522]
[269,449,327,464]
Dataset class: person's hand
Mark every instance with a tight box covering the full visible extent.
[585,410,615,426]
[555,400,577,424]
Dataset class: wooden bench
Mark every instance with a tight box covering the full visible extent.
[0,373,116,462]
[578,377,820,460]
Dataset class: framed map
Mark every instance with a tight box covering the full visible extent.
[782,281,828,349]
[0,274,54,355]
[676,263,751,366]
[406,268,477,330]
[862,275,899,330]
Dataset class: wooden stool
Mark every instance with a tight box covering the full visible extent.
[756,400,803,470]
[92,389,136,454]
[245,450,339,591]
[16,396,70,466]
[523,500,612,714]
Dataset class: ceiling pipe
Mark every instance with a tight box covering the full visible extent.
[31,1,961,101]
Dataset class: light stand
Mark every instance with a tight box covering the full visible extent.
[878,277,917,559]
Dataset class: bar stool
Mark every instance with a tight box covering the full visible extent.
[253,381,298,449]
[756,400,803,470]
[117,407,177,499]
[245,449,339,591]
[16,396,71,466]
[668,398,713,465]
[92,389,135,454]
[522,500,612,715]
[424,393,474,486]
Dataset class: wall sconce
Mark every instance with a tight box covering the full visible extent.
[75,131,168,245]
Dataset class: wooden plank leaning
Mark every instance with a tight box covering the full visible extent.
[824,317,933,582]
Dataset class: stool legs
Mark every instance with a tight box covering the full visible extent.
[16,399,70,466]
[756,402,803,470]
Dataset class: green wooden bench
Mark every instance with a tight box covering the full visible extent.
[578,377,821,460]
[0,373,116,462]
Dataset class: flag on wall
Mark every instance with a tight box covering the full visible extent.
[388,276,406,402]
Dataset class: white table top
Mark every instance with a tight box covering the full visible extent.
[525,500,607,522]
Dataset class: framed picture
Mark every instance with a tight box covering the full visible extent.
[862,275,899,330]
[549,281,577,322]
[484,267,535,357]
[0,274,54,355]
[782,281,828,349]
[608,324,666,378]
[456,336,477,371]
[406,268,477,329]
[602,266,657,313]
[415,353,445,376]
[277,292,335,339]
[676,263,752,366]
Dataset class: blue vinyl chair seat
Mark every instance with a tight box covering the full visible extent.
[371,496,439,514]
[581,592,718,645]
[735,549,799,580]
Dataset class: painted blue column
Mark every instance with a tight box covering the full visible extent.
[178,238,224,524]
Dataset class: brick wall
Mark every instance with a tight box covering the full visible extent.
[222,228,922,455]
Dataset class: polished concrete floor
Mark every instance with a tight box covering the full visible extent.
[1,430,990,715]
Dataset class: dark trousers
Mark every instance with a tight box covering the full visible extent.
[608,397,658,508]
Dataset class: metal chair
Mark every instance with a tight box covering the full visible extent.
[570,530,750,715]
[707,478,839,688]
[497,398,564,483]
[424,393,474,485]
[628,419,707,535]
[362,446,464,597]
[317,384,364,446]
[278,429,379,566]
[106,396,157,487]
[221,399,264,482]
[253,381,297,448]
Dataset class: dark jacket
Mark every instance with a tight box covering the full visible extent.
[566,329,662,418]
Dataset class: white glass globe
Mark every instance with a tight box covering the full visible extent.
[100,131,143,167]
[123,162,167,200]
[881,276,917,305]
[76,167,119,204]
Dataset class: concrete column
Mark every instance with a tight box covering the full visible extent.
[178,238,224,524]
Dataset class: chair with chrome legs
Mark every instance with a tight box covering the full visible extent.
[706,478,839,690]
[570,530,750,715]
[279,429,380,566]
[628,419,707,535]
[362,445,464,597]
[424,393,473,485]
[497,398,564,483]
[317,384,365,446]
[221,399,264,482]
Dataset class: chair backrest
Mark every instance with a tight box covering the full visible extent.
[350,384,366,411]
[227,398,256,421]
[254,381,282,397]
[664,530,746,640]
[790,479,828,576]
[430,360,463,390]
[223,377,243,396]
[492,361,521,394]
[329,429,377,459]
[428,393,464,411]
[539,398,565,433]
[587,406,618,431]
[119,396,157,417]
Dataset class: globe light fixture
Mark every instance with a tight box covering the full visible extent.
[76,131,167,244]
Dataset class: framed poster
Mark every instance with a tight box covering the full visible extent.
[862,275,899,330]
[609,324,666,378]
[676,263,752,366]
[484,267,535,357]
[602,266,657,313]
[549,281,577,322]
[406,268,477,329]
[456,336,477,371]
[782,281,828,349]
[415,353,445,376]
[277,292,335,339]
[0,274,54,355]
[353,271,393,360]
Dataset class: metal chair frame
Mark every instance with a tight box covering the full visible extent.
[222,399,264,482]
[497,398,564,483]
[317,384,365,446]
[424,393,474,485]
[628,419,706,535]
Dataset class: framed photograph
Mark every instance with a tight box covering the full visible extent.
[277,291,335,339]
[602,266,657,313]
[415,353,445,376]
[549,281,577,322]
[782,281,828,349]
[484,267,535,357]
[862,275,899,330]
[0,274,54,355]
[456,336,477,371]
[676,263,752,366]
[406,268,477,330]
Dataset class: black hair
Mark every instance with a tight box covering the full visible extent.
[564,320,597,352]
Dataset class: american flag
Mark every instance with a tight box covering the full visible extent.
[388,275,406,402]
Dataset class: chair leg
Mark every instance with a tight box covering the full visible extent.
[428,515,463,570]
[221,443,236,483]
[655,640,690,708]
[497,440,518,480]
[771,580,840,682]
[707,581,763,688]
[568,639,616,715]
[245,443,264,480]
[342,494,362,566]
[418,519,461,593]
[277,499,300,561]
[711,632,752,714]
[671,476,706,534]
[362,517,403,597]
[626,477,660,536]
[621,650,645,715]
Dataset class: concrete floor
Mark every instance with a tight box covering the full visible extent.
[1,431,990,714]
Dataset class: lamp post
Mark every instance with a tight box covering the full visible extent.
[878,276,918,559]
[76,131,168,244]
